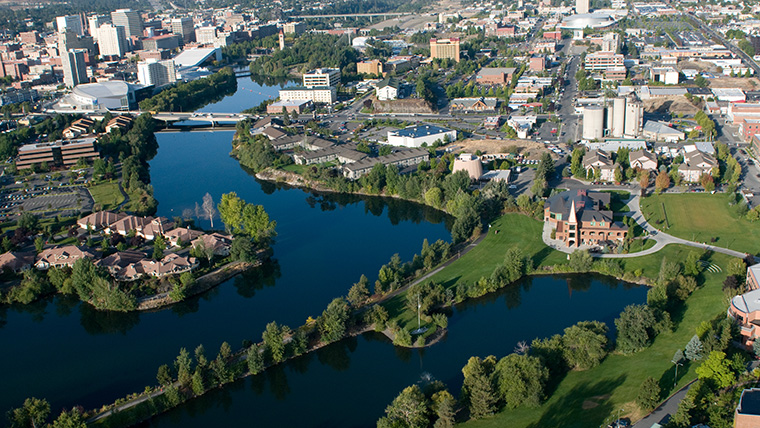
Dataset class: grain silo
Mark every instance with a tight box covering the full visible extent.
[611,97,626,138]
[624,94,643,137]
[582,106,604,140]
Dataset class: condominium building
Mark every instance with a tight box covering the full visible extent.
[430,38,460,62]
[137,59,176,87]
[302,68,341,88]
[584,51,625,71]
[279,86,337,104]
[96,24,127,57]
[171,17,195,44]
[111,9,142,38]
[61,48,88,88]
[56,15,84,36]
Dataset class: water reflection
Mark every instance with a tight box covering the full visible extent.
[79,304,140,335]
[232,261,281,299]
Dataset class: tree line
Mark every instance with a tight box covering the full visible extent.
[138,68,237,113]
[248,33,358,81]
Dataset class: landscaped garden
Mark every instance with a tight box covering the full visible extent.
[640,193,759,255]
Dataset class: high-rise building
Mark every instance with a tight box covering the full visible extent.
[171,17,195,44]
[87,15,111,39]
[430,38,460,62]
[56,15,84,36]
[576,0,590,14]
[62,49,88,88]
[58,30,95,55]
[137,59,176,87]
[96,24,127,58]
[111,9,143,38]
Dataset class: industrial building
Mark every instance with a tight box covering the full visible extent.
[386,125,457,148]
[581,94,643,141]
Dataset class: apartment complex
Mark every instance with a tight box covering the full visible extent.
[137,59,176,87]
[279,86,337,104]
[430,38,460,62]
[302,68,341,88]
[96,24,127,57]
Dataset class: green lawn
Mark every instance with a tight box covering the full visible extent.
[88,182,125,211]
[640,193,759,255]
[381,214,566,328]
[460,247,737,428]
[600,190,631,212]
[627,238,655,254]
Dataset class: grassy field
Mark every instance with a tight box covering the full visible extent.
[640,193,759,255]
[627,238,655,254]
[460,247,736,428]
[88,182,125,211]
[381,214,567,329]
[600,190,631,212]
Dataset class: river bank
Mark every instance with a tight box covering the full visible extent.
[135,260,259,311]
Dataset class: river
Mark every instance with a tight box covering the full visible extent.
[0,78,648,428]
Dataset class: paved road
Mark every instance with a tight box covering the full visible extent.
[633,380,697,428]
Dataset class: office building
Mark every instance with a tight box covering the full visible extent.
[58,30,95,54]
[576,0,590,14]
[137,59,176,87]
[430,38,460,62]
[171,17,195,44]
[56,15,84,36]
[584,51,625,71]
[142,34,180,51]
[279,86,337,104]
[302,68,341,88]
[87,15,110,39]
[96,24,127,57]
[195,27,217,45]
[62,48,88,88]
[111,9,142,38]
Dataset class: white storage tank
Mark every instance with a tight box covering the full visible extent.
[624,95,643,137]
[612,97,626,138]
[582,106,604,140]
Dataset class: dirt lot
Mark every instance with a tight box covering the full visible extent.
[450,138,552,159]
[707,77,760,90]
[644,96,700,116]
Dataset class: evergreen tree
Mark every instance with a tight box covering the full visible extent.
[191,368,205,395]
[636,376,661,411]
[432,390,456,428]
[247,344,265,375]
[174,347,193,387]
[685,335,704,361]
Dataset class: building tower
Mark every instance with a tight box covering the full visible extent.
[576,0,590,14]
[624,94,643,137]
[56,15,84,36]
[567,200,578,247]
[96,24,127,58]
[171,17,195,44]
[62,48,88,88]
[611,97,626,138]
[279,29,285,50]
[87,15,111,39]
[111,9,143,38]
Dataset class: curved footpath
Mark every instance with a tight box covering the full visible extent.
[542,191,751,260]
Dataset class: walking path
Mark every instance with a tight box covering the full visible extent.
[542,192,751,260]
[632,380,697,428]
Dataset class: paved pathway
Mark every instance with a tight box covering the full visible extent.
[632,380,696,428]
[541,191,751,260]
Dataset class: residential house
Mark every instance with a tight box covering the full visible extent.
[139,217,174,241]
[36,245,96,269]
[678,150,717,182]
[543,189,627,248]
[0,251,35,273]
[106,115,132,133]
[106,215,152,236]
[376,77,399,101]
[164,227,205,247]
[96,250,146,276]
[117,253,198,281]
[629,149,657,171]
[449,97,498,113]
[192,233,233,256]
[582,150,617,181]
[78,210,127,231]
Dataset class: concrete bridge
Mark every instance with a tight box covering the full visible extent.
[146,111,255,124]
[289,12,414,19]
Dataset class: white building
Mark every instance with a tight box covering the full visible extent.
[87,15,110,39]
[651,67,679,85]
[137,59,177,87]
[376,78,399,101]
[279,87,337,104]
[507,115,537,139]
[303,68,341,88]
[195,27,217,45]
[576,0,590,14]
[56,15,84,36]
[387,125,457,148]
[96,24,127,58]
